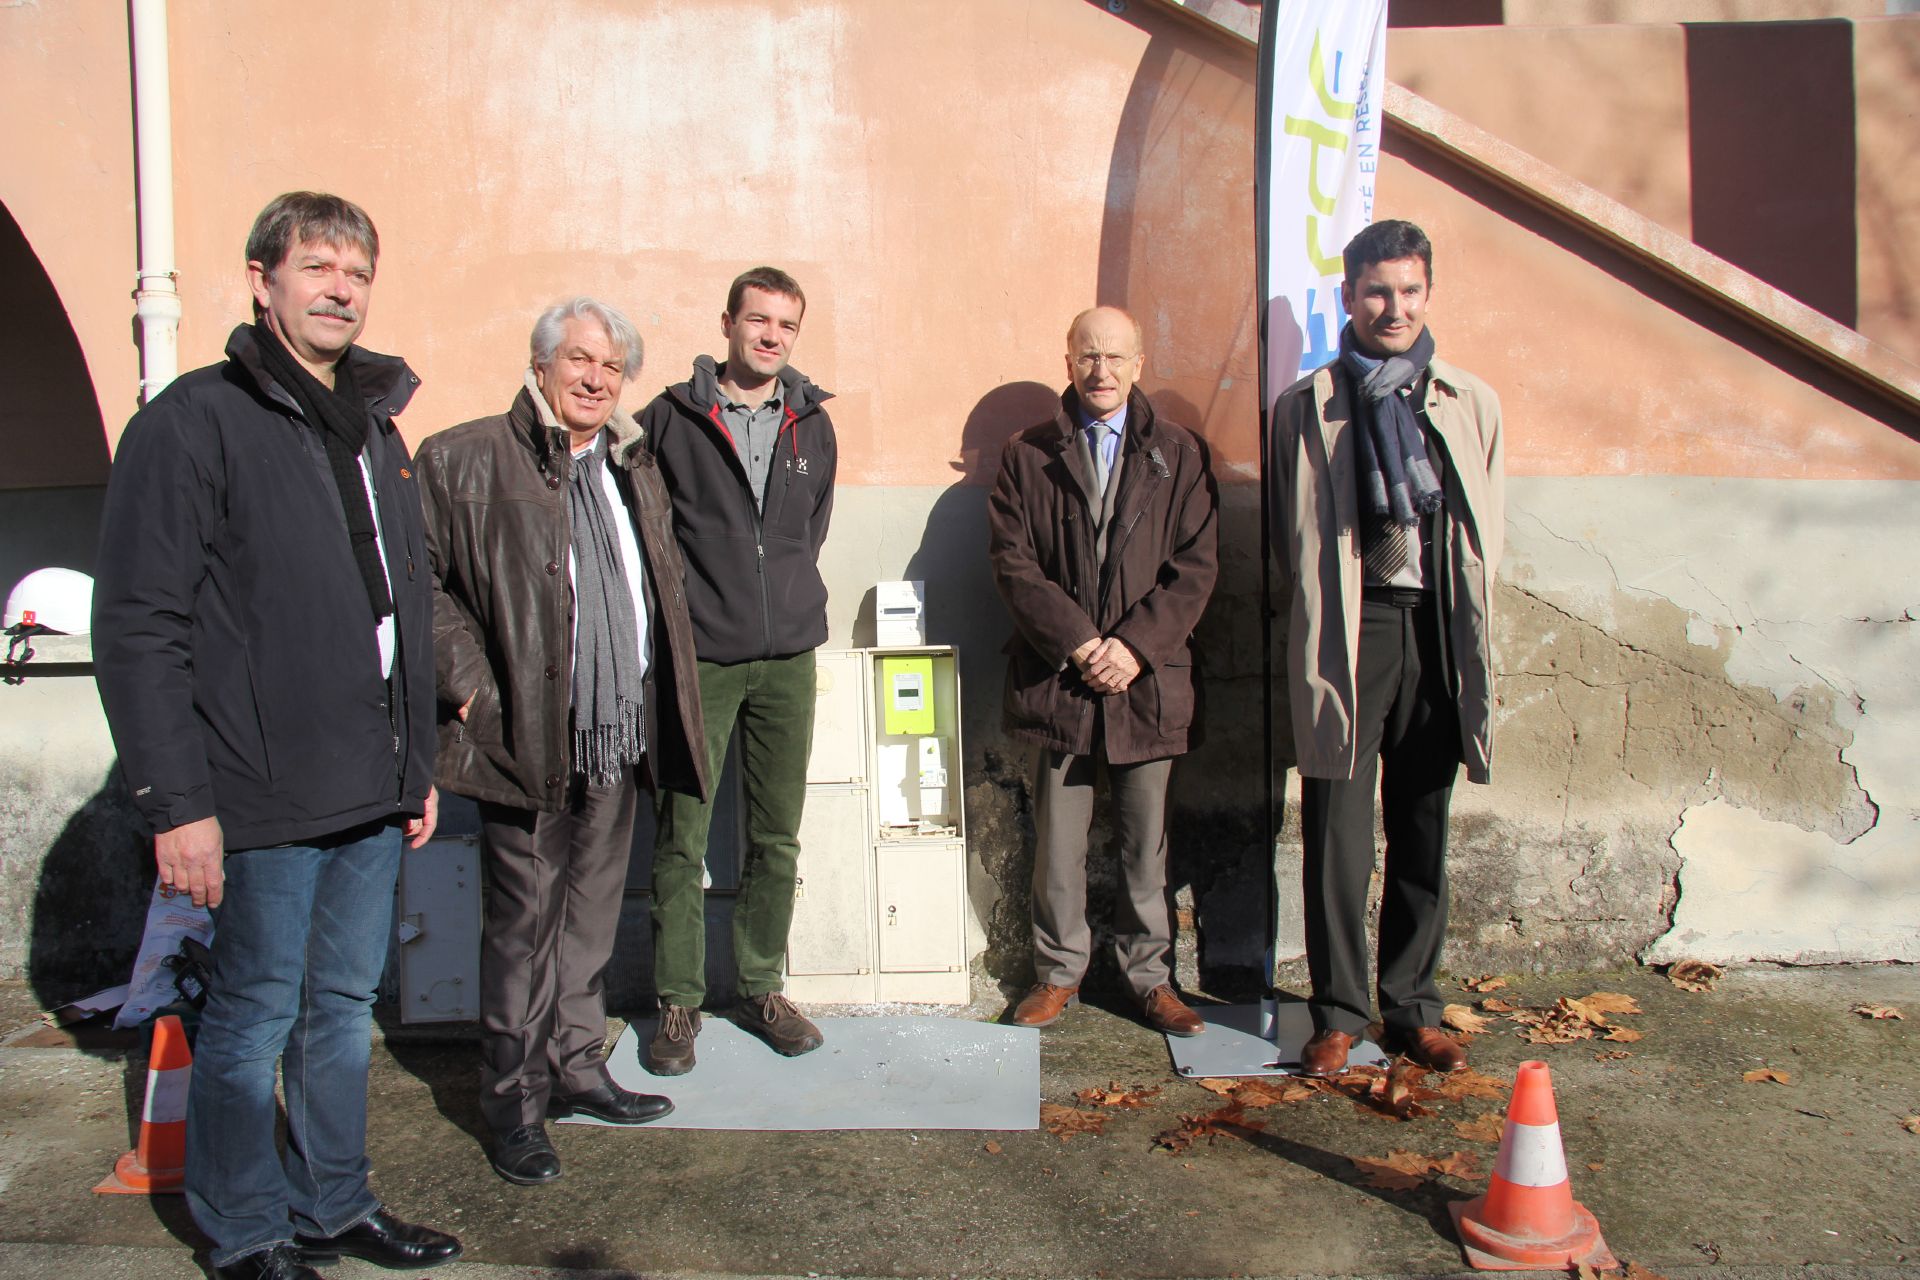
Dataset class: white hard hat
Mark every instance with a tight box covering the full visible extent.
[4,567,94,635]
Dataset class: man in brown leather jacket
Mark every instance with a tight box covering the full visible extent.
[417,298,709,1185]
[987,306,1220,1037]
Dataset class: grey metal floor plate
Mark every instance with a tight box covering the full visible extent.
[1167,1002,1389,1078]
[569,1016,1040,1131]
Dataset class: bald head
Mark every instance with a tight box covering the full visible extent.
[1066,306,1142,353]
[1065,306,1145,420]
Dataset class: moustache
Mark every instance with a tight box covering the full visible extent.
[308,303,358,322]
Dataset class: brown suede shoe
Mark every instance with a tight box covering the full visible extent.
[735,992,824,1057]
[1393,1025,1468,1073]
[644,1005,701,1076]
[1140,984,1205,1037]
[1010,982,1079,1027]
[1298,1027,1354,1077]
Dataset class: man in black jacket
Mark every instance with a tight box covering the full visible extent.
[638,267,837,1075]
[93,193,459,1278]
[417,298,711,1185]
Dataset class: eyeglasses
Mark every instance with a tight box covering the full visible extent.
[1072,352,1138,372]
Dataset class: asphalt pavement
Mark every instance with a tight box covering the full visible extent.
[1,963,1915,1279]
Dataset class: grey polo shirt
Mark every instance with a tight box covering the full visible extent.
[718,370,785,513]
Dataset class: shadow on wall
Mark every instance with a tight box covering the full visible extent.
[902,381,1052,990]
[26,766,154,1032]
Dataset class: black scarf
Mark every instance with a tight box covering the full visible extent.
[1338,322,1443,527]
[252,320,393,621]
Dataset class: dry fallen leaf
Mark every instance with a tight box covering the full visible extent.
[1624,1263,1673,1280]
[1667,959,1723,992]
[1480,996,1521,1013]
[1452,1112,1506,1144]
[1604,1027,1645,1043]
[983,1139,1002,1155]
[1232,1077,1320,1108]
[1189,1076,1315,1109]
[1587,1160,1606,1172]
[1312,1064,1435,1121]
[1516,1002,1597,1044]
[1443,1003,1494,1035]
[1580,992,1642,1016]
[1742,1067,1792,1085]
[1349,1155,1426,1191]
[1899,1115,1920,1135]
[1382,1059,1437,1117]
[1852,1004,1905,1020]
[1040,1103,1108,1140]
[1576,1265,1606,1280]
[1461,975,1509,993]
[1074,1082,1161,1109]
[1594,1049,1633,1062]
[1349,1148,1482,1190]
[1430,1067,1513,1102]
[1560,996,1611,1027]
[1153,1103,1265,1153]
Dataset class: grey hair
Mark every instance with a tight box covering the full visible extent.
[529,297,645,379]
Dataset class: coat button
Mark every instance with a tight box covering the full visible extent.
[547,476,560,490]
[545,774,561,789]
[545,664,559,680]
[546,561,560,575]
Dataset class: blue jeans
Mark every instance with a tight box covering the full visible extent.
[186,822,400,1267]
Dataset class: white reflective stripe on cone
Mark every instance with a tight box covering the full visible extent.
[142,1064,191,1125]
[1492,1119,1569,1187]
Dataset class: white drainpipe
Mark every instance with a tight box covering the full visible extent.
[130,0,181,404]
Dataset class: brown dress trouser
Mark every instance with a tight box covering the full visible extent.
[477,773,637,1132]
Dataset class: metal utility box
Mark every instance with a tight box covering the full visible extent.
[786,646,969,1004]
[395,833,484,1023]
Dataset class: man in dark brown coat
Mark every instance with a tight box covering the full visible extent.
[418,298,710,1185]
[987,306,1220,1036]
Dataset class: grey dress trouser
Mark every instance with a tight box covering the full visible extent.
[1029,744,1177,999]
[477,773,638,1132]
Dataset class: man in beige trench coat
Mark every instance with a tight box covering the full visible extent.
[1268,220,1504,1077]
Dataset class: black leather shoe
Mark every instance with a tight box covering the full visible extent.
[214,1245,324,1279]
[488,1122,562,1186]
[550,1081,674,1125]
[291,1205,461,1270]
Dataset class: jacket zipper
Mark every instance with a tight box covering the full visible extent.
[708,399,792,661]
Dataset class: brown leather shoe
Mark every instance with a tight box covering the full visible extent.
[1394,1025,1468,1073]
[1140,984,1205,1037]
[1299,1027,1354,1077]
[1011,982,1078,1027]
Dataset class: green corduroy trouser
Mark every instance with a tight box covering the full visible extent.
[650,650,816,1007]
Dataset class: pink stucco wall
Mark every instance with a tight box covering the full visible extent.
[2,1,1915,488]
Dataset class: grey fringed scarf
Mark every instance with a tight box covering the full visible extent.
[1339,323,1443,527]
[566,432,646,786]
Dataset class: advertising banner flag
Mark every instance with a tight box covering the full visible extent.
[1254,0,1388,993]
[1256,0,1388,397]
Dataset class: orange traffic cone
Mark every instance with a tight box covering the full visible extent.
[94,1014,190,1195]
[1448,1059,1616,1270]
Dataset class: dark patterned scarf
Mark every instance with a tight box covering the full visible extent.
[1339,322,1443,528]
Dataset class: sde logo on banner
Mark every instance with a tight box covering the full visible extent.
[1260,2,1387,382]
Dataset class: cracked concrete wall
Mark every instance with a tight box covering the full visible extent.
[833,471,1920,988]
[1493,476,1920,965]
